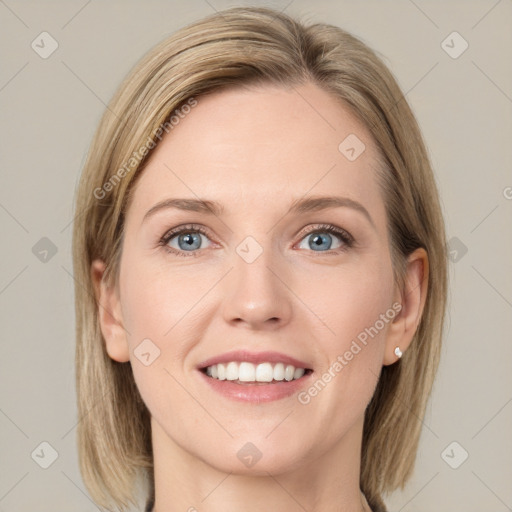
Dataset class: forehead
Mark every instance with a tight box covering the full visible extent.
[126,82,386,226]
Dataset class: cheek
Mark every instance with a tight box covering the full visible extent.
[118,253,215,401]
[119,251,207,342]
[119,262,194,425]
[282,262,396,452]
[305,259,394,401]
[310,257,394,348]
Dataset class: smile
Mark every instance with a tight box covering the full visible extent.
[203,361,311,383]
[196,349,314,402]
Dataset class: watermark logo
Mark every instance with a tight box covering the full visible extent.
[236,236,264,264]
[447,236,468,263]
[32,237,58,263]
[31,441,59,469]
[441,31,469,59]
[237,442,263,468]
[339,134,366,161]
[441,441,469,469]
[134,338,161,366]
[31,31,59,59]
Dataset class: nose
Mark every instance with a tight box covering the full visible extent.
[221,244,293,331]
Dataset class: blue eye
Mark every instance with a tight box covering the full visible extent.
[161,224,212,257]
[300,232,339,251]
[159,223,354,257]
[297,224,354,253]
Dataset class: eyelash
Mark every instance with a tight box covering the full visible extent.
[158,223,355,258]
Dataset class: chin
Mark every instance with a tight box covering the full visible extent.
[197,436,311,477]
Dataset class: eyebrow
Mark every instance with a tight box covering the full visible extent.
[142,195,376,229]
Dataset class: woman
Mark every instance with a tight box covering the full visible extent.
[72,6,448,511]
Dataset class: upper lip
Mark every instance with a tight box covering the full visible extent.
[197,350,312,370]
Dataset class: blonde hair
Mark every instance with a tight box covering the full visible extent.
[72,6,448,511]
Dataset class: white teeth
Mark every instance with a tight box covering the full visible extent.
[293,367,305,379]
[273,363,285,381]
[284,364,295,381]
[226,362,238,381]
[239,362,256,382]
[256,362,273,382]
[203,361,308,382]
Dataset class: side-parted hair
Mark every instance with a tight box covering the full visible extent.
[72,6,448,511]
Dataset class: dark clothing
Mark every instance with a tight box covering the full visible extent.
[145,495,388,511]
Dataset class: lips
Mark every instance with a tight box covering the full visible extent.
[196,350,314,402]
[196,350,312,370]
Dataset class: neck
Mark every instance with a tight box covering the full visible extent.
[150,415,371,512]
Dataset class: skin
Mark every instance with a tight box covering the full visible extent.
[92,82,428,512]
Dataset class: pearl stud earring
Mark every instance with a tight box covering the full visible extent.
[394,346,403,358]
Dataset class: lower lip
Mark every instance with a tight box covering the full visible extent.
[197,370,313,403]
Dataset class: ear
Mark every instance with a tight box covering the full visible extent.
[383,247,429,365]
[90,259,130,363]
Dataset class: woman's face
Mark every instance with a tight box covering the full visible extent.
[107,82,401,474]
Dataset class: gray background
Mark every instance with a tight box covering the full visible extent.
[1,1,511,511]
